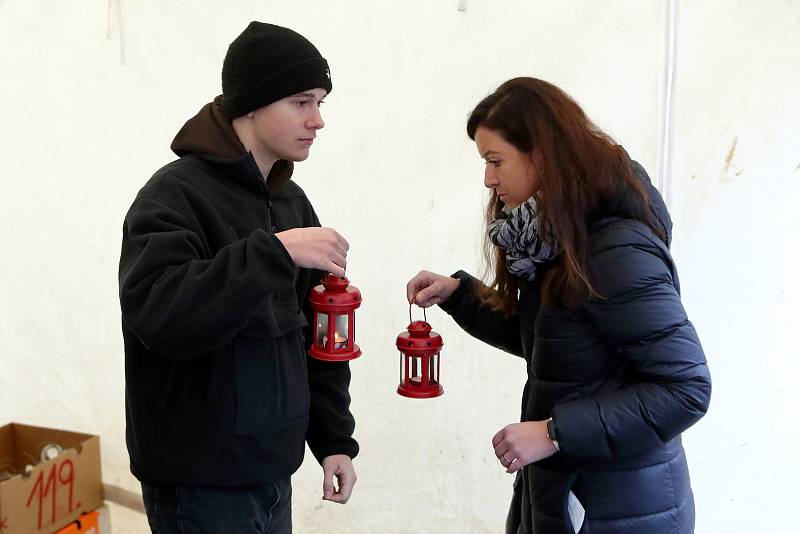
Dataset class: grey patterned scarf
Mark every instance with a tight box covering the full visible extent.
[487,195,560,281]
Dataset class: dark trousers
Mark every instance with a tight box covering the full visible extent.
[141,477,292,534]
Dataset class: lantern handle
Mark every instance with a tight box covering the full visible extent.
[409,303,427,324]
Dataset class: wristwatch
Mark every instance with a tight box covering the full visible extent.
[546,417,560,452]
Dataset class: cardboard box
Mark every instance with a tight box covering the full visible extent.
[0,423,103,534]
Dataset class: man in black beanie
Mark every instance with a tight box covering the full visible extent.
[119,21,358,533]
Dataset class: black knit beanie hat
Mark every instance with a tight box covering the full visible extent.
[221,21,332,119]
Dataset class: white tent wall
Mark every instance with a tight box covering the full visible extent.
[669,1,800,531]
[0,1,796,532]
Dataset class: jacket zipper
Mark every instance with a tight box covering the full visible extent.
[245,155,276,233]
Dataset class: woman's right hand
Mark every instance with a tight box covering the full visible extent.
[406,270,460,308]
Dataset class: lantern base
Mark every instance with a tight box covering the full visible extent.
[397,383,444,399]
[309,344,362,362]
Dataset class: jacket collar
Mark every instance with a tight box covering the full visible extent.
[170,95,294,194]
[590,151,673,247]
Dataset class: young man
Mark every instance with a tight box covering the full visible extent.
[118,22,358,532]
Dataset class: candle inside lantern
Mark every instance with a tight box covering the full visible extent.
[322,332,348,350]
[409,375,438,386]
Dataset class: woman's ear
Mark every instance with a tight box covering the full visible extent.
[526,148,544,184]
[530,148,544,170]
[524,148,545,196]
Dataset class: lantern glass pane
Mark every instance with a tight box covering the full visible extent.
[431,353,439,384]
[316,313,328,348]
[411,356,420,385]
[333,314,349,350]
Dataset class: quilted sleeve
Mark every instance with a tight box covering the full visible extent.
[551,224,711,458]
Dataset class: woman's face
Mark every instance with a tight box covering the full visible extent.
[474,126,541,209]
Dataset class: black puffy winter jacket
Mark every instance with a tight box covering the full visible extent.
[440,164,711,533]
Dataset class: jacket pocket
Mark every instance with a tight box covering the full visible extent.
[232,325,310,434]
[239,288,308,339]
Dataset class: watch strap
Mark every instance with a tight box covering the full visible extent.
[546,417,560,452]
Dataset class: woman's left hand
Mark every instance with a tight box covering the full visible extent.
[492,421,558,474]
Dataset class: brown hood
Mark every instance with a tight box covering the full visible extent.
[170,96,293,192]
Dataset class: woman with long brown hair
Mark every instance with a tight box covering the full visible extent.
[406,78,711,533]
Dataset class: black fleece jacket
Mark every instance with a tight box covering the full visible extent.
[119,96,358,487]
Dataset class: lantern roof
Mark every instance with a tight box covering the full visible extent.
[407,320,432,337]
[308,274,362,311]
[396,320,443,355]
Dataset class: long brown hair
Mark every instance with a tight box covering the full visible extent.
[466,77,654,313]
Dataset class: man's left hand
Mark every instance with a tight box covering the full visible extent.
[321,454,356,504]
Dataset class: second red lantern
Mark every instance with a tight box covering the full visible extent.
[395,307,444,399]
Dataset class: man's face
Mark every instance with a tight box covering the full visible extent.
[248,88,327,163]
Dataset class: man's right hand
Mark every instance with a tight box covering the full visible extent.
[275,227,349,276]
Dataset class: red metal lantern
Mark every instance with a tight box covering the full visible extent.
[308,274,362,361]
[395,306,444,399]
